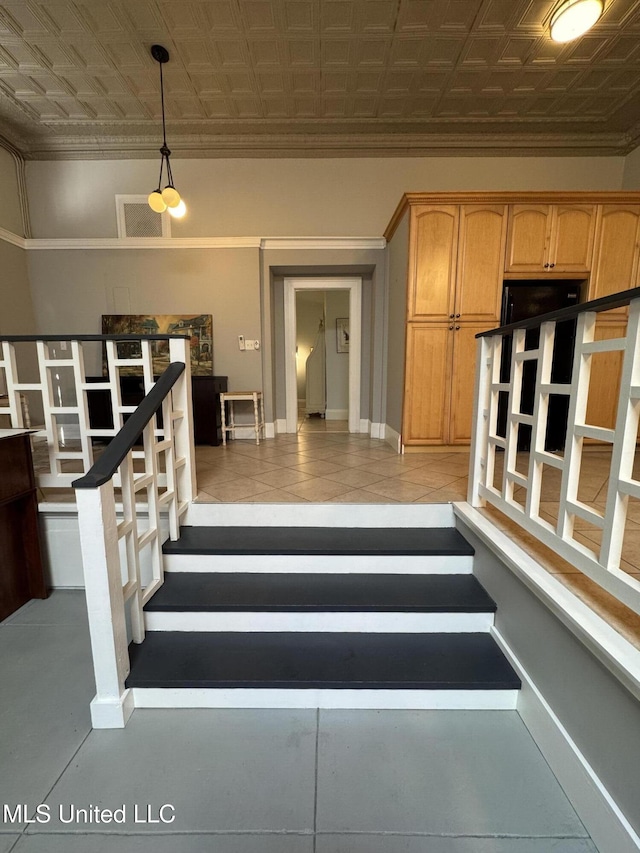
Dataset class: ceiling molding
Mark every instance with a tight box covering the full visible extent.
[0,233,385,251]
[15,131,637,161]
[0,226,26,249]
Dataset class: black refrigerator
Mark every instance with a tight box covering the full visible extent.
[498,281,582,451]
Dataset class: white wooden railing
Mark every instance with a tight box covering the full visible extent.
[0,333,197,727]
[0,333,193,488]
[469,287,640,617]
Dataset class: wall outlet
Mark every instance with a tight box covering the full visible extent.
[238,335,245,351]
[245,339,255,350]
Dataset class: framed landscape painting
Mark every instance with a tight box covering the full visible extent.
[101,314,213,376]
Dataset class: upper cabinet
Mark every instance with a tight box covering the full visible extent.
[456,205,507,322]
[505,204,596,274]
[589,205,640,304]
[407,203,506,323]
[408,205,458,320]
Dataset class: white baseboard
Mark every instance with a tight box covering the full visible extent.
[275,418,287,434]
[370,422,384,439]
[265,422,275,439]
[492,627,640,853]
[384,424,402,454]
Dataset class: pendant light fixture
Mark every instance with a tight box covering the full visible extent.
[148,44,186,218]
[550,0,604,42]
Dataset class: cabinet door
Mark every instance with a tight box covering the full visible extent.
[505,205,550,272]
[584,319,627,432]
[589,206,640,311]
[402,323,452,444]
[456,205,507,322]
[450,322,496,444]
[549,205,596,272]
[408,205,458,320]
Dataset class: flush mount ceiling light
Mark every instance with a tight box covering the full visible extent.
[550,0,604,42]
[148,44,186,218]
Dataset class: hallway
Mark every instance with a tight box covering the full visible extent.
[0,591,598,853]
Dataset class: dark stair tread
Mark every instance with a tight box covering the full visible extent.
[162,526,474,557]
[144,573,496,613]
[126,632,520,691]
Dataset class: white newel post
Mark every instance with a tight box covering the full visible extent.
[169,337,197,506]
[76,484,134,729]
[468,336,492,507]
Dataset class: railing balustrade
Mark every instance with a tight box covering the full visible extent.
[469,287,640,617]
[0,333,197,727]
[0,333,192,489]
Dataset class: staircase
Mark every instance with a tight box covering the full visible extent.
[125,505,521,710]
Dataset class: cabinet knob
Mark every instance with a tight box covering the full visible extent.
[449,325,454,330]
[455,313,460,318]
[544,263,549,268]
[549,263,555,268]
[449,314,455,319]
[455,325,461,330]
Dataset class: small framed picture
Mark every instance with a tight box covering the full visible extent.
[336,318,349,353]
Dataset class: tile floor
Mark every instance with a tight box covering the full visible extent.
[0,592,599,853]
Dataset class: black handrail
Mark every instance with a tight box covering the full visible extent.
[72,362,185,489]
[0,334,189,342]
[477,286,640,338]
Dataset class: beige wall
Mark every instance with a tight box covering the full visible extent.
[26,155,626,239]
[622,145,640,189]
[325,290,350,417]
[0,146,25,236]
[25,248,263,390]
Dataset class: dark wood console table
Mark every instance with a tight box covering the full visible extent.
[0,430,47,622]
[86,375,228,446]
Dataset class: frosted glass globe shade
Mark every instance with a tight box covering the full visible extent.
[148,190,167,213]
[550,0,603,42]
[161,186,181,208]
[168,199,187,219]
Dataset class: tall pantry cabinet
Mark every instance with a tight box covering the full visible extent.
[385,192,640,448]
[401,202,507,445]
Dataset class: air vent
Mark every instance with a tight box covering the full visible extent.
[115,195,170,238]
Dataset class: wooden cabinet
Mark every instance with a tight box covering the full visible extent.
[589,205,640,307]
[456,205,508,322]
[403,203,506,444]
[505,204,596,273]
[384,191,640,448]
[0,430,47,622]
[408,205,458,320]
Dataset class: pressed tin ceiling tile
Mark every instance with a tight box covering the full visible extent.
[0,0,639,157]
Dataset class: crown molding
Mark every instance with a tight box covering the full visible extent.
[0,226,26,249]
[13,129,637,161]
[0,231,385,251]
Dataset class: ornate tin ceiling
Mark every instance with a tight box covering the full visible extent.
[0,0,639,159]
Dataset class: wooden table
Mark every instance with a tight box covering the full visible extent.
[0,429,47,622]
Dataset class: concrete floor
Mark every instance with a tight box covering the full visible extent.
[0,591,599,853]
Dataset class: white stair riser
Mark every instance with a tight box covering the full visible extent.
[132,687,518,711]
[184,503,456,528]
[144,611,494,633]
[163,554,473,574]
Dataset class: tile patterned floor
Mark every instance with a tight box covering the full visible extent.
[195,434,470,505]
[0,592,599,853]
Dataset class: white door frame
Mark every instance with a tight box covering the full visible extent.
[284,277,362,433]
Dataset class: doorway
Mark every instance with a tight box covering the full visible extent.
[284,277,362,433]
